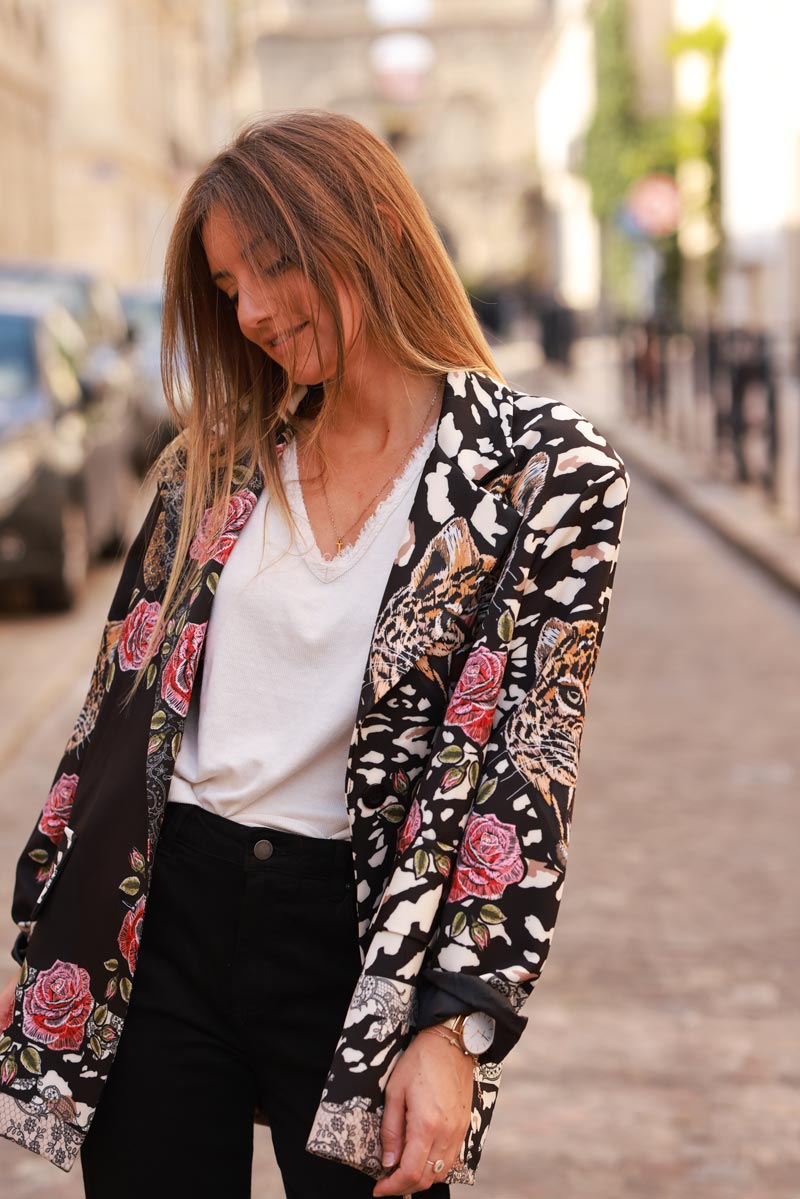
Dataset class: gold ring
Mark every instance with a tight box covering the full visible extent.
[425,1158,445,1173]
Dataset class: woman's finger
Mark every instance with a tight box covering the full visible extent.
[405,1121,470,1192]
[375,1117,449,1196]
[378,1082,406,1174]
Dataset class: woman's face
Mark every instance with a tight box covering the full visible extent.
[201,203,363,384]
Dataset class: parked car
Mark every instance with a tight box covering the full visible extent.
[0,261,156,470]
[0,295,139,611]
[0,260,129,344]
[119,285,177,471]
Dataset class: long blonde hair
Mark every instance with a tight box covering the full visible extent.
[129,107,505,699]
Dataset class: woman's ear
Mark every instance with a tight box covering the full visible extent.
[377,203,403,246]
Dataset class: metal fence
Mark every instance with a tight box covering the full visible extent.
[618,320,800,524]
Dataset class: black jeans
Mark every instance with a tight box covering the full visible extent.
[80,801,449,1199]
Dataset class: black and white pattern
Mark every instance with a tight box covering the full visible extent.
[0,370,629,1184]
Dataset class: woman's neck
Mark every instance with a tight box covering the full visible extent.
[296,365,444,460]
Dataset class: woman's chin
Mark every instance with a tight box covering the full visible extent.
[284,355,336,388]
[288,366,327,387]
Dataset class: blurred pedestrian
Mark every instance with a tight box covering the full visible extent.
[539,290,576,367]
[0,110,629,1198]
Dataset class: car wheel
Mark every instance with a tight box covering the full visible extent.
[34,504,90,612]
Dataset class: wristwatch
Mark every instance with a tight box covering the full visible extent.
[440,1011,496,1056]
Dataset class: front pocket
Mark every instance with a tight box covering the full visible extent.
[29,825,77,921]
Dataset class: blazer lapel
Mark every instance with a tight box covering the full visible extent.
[350,368,525,730]
[340,370,531,944]
[168,369,524,722]
[146,369,526,870]
[161,388,307,632]
[144,399,300,852]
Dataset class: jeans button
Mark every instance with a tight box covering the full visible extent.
[253,839,273,860]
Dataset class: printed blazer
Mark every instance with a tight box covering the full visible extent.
[0,368,629,1183]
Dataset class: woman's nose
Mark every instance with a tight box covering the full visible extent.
[236,281,276,338]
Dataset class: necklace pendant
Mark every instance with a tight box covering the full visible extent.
[336,537,343,554]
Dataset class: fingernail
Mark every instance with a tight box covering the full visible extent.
[382,1151,396,1167]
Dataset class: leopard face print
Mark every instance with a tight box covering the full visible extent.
[369,517,496,702]
[504,616,600,848]
[65,620,124,752]
[143,510,167,591]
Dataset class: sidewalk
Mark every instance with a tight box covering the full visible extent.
[494,333,800,604]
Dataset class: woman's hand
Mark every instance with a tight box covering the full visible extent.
[373,1027,474,1196]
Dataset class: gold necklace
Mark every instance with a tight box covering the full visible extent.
[308,375,443,557]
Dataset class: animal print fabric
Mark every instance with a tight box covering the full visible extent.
[0,370,629,1184]
[306,380,629,1183]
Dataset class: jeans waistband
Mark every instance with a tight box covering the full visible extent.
[159,800,354,879]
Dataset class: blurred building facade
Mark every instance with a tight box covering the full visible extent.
[531,0,600,313]
[48,0,234,284]
[234,0,556,289]
[0,0,52,260]
[718,0,800,335]
[573,0,800,336]
[0,0,233,284]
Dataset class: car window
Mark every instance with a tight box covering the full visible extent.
[0,273,88,320]
[37,312,84,408]
[0,313,37,403]
[89,279,128,344]
[121,295,162,348]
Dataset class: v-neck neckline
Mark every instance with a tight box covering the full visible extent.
[281,422,438,583]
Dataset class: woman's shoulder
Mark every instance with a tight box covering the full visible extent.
[466,368,628,485]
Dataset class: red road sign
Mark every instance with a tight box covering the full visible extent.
[625,173,681,239]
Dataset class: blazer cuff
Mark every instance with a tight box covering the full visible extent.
[415,967,528,1063]
[10,930,29,967]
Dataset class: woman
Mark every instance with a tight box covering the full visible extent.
[0,110,629,1197]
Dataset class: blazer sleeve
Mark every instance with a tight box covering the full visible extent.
[8,487,164,966]
[415,416,630,1062]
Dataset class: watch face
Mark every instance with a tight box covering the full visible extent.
[462,1011,495,1055]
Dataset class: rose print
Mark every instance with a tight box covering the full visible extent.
[38,773,78,844]
[396,799,421,856]
[117,599,163,671]
[448,812,525,903]
[21,960,93,1052]
[0,369,629,1182]
[117,896,145,974]
[189,490,257,567]
[160,621,207,717]
[444,647,506,747]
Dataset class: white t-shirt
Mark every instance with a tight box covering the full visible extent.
[166,421,437,839]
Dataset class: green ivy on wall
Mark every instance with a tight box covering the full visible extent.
[668,18,727,293]
[580,0,726,315]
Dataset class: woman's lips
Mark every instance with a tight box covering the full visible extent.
[267,321,309,349]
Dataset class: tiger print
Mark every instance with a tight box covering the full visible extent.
[143,510,167,591]
[1,369,629,1183]
[64,620,124,753]
[504,616,600,860]
[153,432,188,491]
[368,517,496,702]
[486,449,549,515]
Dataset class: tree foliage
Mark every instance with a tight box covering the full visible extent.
[580,0,727,310]
[581,0,675,225]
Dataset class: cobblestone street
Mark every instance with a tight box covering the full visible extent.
[0,366,798,1198]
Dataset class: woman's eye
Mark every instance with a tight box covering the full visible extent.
[263,256,290,277]
[218,258,290,309]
